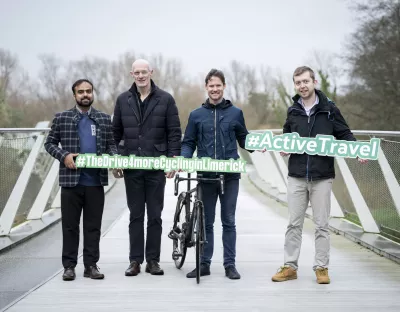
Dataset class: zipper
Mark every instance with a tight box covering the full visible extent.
[128,97,140,122]
[307,110,330,181]
[306,115,310,181]
[214,107,217,159]
[291,102,331,181]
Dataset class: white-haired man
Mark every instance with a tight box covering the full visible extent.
[112,59,182,276]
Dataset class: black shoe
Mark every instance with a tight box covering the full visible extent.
[225,265,241,280]
[84,265,105,279]
[62,267,76,281]
[125,261,141,276]
[145,260,164,275]
[186,264,210,278]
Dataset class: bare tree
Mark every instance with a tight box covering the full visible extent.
[174,83,205,131]
[68,56,109,100]
[0,49,18,98]
[37,53,71,111]
[164,58,185,97]
[342,0,400,130]
[0,49,19,127]
[224,60,243,103]
[259,65,273,93]
[106,51,137,105]
[224,60,259,104]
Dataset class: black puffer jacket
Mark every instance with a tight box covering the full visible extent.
[112,80,182,158]
[283,89,356,181]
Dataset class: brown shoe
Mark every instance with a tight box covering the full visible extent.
[62,267,76,281]
[125,261,141,276]
[84,265,104,279]
[145,260,164,275]
[315,268,330,284]
[272,266,297,282]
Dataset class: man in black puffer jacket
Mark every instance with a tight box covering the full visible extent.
[271,66,367,285]
[112,59,181,277]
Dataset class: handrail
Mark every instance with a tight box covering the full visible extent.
[0,128,51,133]
[2,128,400,136]
[250,129,400,137]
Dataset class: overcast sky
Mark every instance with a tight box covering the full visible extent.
[0,0,357,89]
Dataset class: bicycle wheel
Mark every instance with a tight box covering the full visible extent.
[171,194,188,269]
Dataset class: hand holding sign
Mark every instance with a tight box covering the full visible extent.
[112,168,124,178]
[64,153,79,169]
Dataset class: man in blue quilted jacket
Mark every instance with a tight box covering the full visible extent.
[181,68,255,280]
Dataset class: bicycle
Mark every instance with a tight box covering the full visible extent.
[168,172,224,284]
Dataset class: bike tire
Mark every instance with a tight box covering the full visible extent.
[172,195,187,269]
[195,205,202,284]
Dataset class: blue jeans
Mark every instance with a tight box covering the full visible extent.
[200,179,239,268]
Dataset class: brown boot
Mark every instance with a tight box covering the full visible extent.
[315,268,330,284]
[125,261,141,276]
[272,266,297,282]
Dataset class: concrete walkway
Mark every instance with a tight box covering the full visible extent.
[3,173,400,312]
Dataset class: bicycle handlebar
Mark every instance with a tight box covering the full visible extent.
[174,173,224,196]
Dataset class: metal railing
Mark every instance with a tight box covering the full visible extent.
[1,125,399,245]
[243,129,400,243]
[0,124,116,237]
[0,125,57,236]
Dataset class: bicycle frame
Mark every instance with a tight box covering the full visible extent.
[174,173,225,197]
[174,172,225,245]
[171,172,225,283]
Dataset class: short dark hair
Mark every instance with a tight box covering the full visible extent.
[71,79,94,94]
[293,66,315,81]
[205,68,226,85]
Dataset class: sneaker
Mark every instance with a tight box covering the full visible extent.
[225,265,241,280]
[271,266,297,282]
[315,268,330,284]
[186,264,210,278]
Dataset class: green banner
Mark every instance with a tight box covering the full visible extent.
[245,131,380,160]
[74,154,247,173]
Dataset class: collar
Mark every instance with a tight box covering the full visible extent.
[129,79,156,96]
[75,105,92,115]
[298,93,319,111]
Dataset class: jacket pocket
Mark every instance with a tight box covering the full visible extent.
[154,143,167,152]
[220,121,236,149]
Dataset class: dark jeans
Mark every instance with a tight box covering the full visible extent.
[123,169,166,264]
[60,185,105,268]
[200,179,239,268]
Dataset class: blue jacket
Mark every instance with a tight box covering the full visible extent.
[181,98,252,180]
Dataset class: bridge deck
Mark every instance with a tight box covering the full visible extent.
[4,174,400,312]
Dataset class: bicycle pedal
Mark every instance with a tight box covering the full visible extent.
[172,251,181,260]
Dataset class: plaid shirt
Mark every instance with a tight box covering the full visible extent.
[44,106,117,187]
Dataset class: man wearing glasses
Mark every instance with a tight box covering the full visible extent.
[112,59,182,277]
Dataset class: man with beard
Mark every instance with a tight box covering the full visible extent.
[112,59,181,277]
[45,79,117,281]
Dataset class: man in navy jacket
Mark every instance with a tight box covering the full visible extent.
[181,68,254,280]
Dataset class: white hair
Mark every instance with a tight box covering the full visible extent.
[131,59,152,71]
